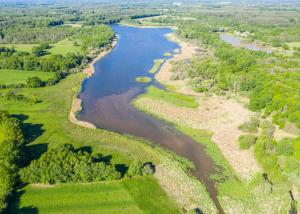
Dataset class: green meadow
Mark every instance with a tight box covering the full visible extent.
[0,73,180,213]
[137,86,198,108]
[9,176,179,214]
[0,44,37,52]
[48,37,82,55]
[1,37,82,56]
[0,69,55,84]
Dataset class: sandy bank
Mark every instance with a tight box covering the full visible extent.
[69,40,117,129]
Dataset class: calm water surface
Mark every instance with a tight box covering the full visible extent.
[220,33,272,53]
[80,25,224,213]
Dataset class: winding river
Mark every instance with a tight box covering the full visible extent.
[79,25,224,213]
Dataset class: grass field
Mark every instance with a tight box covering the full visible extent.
[0,44,37,52]
[0,36,82,55]
[0,69,55,84]
[48,37,82,56]
[136,86,198,108]
[9,176,179,214]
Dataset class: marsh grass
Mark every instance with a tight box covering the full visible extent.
[149,59,164,74]
[135,76,152,83]
[137,86,198,108]
[133,88,294,213]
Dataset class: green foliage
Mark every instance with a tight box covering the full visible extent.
[238,117,260,133]
[238,134,256,149]
[79,25,114,52]
[0,111,24,212]
[254,135,283,182]
[126,161,154,178]
[135,76,152,83]
[0,91,38,104]
[142,86,199,108]
[10,176,179,214]
[276,138,294,156]
[149,59,164,74]
[26,76,44,88]
[0,69,55,85]
[20,144,121,184]
[293,138,300,160]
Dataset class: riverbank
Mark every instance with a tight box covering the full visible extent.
[133,31,296,213]
[156,33,261,180]
[69,39,117,129]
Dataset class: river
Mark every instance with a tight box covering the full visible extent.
[79,25,224,213]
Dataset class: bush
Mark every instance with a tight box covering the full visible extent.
[126,161,155,178]
[238,134,256,149]
[26,76,44,88]
[260,120,275,137]
[20,144,121,184]
[238,116,260,133]
[276,138,294,156]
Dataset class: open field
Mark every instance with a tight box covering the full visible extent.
[0,36,82,56]
[0,69,55,84]
[0,44,37,52]
[9,176,179,214]
[49,37,82,55]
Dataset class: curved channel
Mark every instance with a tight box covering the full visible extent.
[79,25,224,213]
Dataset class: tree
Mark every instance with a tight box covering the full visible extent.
[26,77,44,88]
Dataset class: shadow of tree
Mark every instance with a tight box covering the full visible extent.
[115,164,129,177]
[7,187,38,214]
[12,114,45,145]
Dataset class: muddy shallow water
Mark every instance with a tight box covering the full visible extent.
[79,25,224,213]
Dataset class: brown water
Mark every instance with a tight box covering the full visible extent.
[80,25,224,213]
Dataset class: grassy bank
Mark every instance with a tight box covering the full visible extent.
[133,85,293,213]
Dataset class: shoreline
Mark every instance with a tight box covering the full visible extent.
[69,39,118,129]
[155,33,262,179]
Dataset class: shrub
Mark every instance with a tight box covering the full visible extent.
[260,120,275,137]
[276,138,294,156]
[238,134,256,149]
[26,76,44,88]
[126,161,155,178]
[20,144,121,184]
[238,116,260,133]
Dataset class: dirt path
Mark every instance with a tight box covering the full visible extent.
[154,34,261,179]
